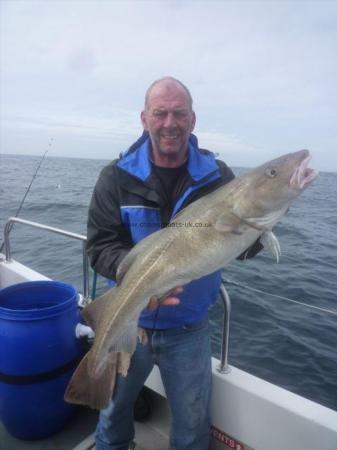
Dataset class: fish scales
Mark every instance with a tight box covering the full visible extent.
[65,149,318,409]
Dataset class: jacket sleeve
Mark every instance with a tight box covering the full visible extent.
[216,159,235,184]
[86,163,132,281]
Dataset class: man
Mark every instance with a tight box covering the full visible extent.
[87,77,261,450]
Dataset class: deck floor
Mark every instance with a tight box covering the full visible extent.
[0,407,98,450]
[0,391,170,450]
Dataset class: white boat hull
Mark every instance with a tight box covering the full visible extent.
[1,255,337,450]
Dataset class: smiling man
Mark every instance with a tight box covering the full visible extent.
[141,78,196,167]
[86,77,262,450]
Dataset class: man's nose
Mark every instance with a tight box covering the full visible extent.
[163,112,176,127]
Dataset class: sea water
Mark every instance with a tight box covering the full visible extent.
[1,153,336,411]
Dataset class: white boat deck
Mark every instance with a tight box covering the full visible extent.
[0,407,98,450]
[0,388,170,450]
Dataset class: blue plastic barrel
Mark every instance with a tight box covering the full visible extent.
[0,280,84,440]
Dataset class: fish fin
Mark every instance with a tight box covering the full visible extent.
[64,350,118,410]
[260,230,281,263]
[214,213,245,235]
[138,327,148,345]
[117,351,132,376]
[82,288,118,331]
[108,317,140,354]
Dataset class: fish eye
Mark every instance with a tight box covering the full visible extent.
[265,167,278,178]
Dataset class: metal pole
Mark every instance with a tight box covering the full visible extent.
[3,217,90,301]
[217,284,231,374]
[4,220,12,262]
[82,240,90,302]
[4,218,87,257]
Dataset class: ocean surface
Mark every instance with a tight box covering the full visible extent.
[1,153,337,412]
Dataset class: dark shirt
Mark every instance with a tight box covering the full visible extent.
[151,161,188,226]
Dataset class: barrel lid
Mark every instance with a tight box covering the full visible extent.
[0,281,78,320]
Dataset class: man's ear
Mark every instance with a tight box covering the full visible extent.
[191,111,196,132]
[140,111,148,131]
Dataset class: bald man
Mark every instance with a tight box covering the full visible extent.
[87,77,261,450]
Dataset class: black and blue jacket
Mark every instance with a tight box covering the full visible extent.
[87,132,261,329]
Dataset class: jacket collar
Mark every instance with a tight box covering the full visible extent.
[117,132,219,183]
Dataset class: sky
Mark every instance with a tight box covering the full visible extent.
[0,0,336,171]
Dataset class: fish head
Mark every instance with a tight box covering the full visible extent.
[231,149,318,229]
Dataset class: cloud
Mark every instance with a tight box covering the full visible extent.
[67,48,97,74]
[0,1,336,170]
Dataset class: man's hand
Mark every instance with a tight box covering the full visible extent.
[147,286,183,311]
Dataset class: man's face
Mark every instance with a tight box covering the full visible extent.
[141,82,196,164]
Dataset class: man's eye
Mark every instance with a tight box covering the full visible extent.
[174,111,187,119]
[153,111,166,118]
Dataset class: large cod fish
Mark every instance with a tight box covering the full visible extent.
[65,149,318,410]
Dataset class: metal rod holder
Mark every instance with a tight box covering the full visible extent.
[217,284,231,374]
[3,217,90,301]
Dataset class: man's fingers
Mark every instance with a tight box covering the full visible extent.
[147,297,158,311]
[147,286,183,311]
[160,296,180,306]
[171,286,184,296]
[147,296,180,311]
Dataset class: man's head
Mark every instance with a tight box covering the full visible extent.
[141,77,196,167]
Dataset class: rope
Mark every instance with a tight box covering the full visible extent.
[222,277,337,317]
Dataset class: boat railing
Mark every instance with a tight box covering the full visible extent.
[218,284,231,374]
[2,217,232,375]
[3,217,90,301]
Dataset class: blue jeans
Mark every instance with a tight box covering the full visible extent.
[95,318,212,450]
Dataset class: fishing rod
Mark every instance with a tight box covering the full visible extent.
[0,138,53,254]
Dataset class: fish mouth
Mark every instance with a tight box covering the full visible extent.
[289,151,319,189]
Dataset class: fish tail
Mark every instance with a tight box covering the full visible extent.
[65,287,142,409]
[64,349,118,410]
